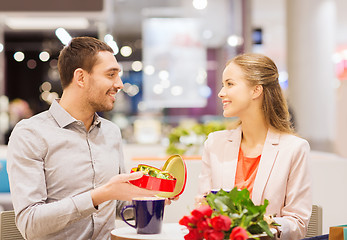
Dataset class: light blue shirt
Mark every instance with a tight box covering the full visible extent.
[7,99,126,240]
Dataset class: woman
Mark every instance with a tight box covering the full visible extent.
[197,53,312,240]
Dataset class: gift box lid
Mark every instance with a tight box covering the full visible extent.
[156,154,187,198]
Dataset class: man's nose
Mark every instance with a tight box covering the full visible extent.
[114,76,124,90]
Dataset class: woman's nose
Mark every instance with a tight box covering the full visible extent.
[218,88,225,98]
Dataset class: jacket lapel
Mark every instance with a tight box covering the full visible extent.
[252,129,280,205]
[221,126,242,190]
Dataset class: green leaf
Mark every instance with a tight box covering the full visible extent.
[257,220,274,238]
[214,196,234,213]
[247,224,264,234]
[243,213,260,227]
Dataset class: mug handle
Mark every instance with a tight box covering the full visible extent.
[121,205,136,229]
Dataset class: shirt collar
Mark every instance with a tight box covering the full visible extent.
[49,99,101,128]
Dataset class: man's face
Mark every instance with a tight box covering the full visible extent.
[85,51,123,112]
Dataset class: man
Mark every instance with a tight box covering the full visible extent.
[7,36,158,240]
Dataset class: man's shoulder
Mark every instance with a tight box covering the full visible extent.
[15,110,51,129]
[99,116,117,126]
[98,116,121,132]
[8,111,52,150]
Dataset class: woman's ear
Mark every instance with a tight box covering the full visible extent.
[73,68,85,88]
[252,84,263,99]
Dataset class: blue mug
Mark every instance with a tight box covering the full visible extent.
[211,188,231,194]
[121,197,165,234]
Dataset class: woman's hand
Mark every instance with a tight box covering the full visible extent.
[165,196,180,205]
[194,194,208,208]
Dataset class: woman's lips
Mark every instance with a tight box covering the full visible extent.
[222,100,231,109]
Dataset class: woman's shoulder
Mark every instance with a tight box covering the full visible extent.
[279,132,308,142]
[207,129,236,138]
[204,130,231,150]
[278,132,310,150]
[206,128,240,144]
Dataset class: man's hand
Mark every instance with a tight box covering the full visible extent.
[91,172,159,207]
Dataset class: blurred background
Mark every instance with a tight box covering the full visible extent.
[1,0,347,234]
[0,0,346,155]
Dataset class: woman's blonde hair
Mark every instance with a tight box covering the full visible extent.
[228,53,294,134]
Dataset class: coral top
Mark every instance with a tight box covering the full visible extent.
[235,148,261,197]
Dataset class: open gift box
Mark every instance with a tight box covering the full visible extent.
[129,155,187,198]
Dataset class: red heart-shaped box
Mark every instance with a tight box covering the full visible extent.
[129,164,177,192]
[129,155,187,198]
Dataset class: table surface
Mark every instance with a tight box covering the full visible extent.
[111,223,187,240]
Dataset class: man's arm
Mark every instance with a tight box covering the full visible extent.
[7,122,97,239]
[7,121,158,239]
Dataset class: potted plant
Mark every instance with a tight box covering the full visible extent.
[166,121,228,156]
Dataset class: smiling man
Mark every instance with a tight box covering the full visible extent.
[7,37,158,240]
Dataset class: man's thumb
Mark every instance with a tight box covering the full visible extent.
[125,171,144,181]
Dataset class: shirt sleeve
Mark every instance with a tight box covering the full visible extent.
[7,121,97,240]
[115,140,133,219]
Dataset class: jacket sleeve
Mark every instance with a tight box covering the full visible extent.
[273,140,312,240]
[198,133,213,195]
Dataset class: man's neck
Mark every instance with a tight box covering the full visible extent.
[59,92,95,131]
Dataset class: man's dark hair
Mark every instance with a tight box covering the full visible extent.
[57,36,114,89]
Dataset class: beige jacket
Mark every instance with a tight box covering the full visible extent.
[198,127,312,240]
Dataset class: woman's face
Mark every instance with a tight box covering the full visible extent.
[218,62,256,118]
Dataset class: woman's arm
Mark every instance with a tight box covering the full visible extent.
[274,140,312,240]
[198,135,213,195]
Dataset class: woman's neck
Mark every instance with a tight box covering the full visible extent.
[240,116,269,157]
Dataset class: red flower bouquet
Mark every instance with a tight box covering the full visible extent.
[179,188,279,240]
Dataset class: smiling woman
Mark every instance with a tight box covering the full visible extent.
[197,53,312,240]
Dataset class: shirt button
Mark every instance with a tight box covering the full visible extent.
[77,122,82,125]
